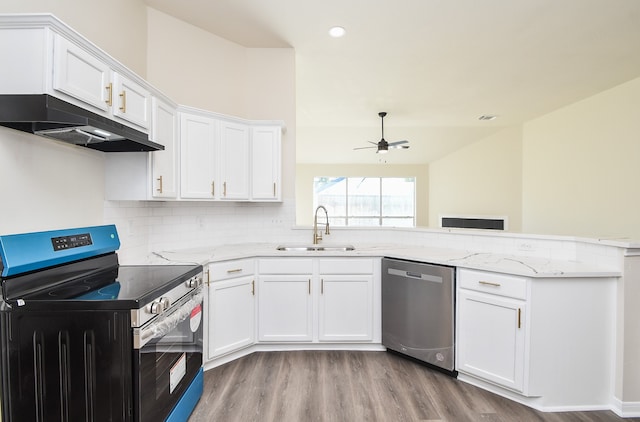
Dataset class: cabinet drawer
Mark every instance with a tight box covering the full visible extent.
[258,258,313,274]
[209,259,255,281]
[458,268,528,300]
[318,258,374,275]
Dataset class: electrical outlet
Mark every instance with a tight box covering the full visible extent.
[518,242,534,252]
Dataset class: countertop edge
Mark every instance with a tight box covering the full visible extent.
[146,243,622,279]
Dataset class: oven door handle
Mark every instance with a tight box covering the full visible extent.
[134,289,203,349]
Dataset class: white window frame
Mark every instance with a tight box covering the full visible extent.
[313,176,416,227]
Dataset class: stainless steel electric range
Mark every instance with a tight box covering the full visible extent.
[0,225,204,422]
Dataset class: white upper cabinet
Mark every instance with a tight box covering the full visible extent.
[51,33,150,130]
[177,107,282,202]
[111,72,151,130]
[151,98,178,199]
[52,34,111,113]
[0,19,153,132]
[180,111,218,199]
[219,121,250,200]
[251,126,281,201]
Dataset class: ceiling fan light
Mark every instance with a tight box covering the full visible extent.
[377,148,388,154]
[328,26,346,38]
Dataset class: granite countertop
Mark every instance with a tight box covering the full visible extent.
[148,242,621,279]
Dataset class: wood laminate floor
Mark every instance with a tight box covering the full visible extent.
[188,351,638,422]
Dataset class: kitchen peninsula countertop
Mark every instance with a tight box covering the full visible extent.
[148,243,621,279]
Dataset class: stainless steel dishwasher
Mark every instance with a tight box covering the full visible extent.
[382,257,456,375]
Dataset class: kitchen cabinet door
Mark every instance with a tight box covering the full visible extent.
[258,275,313,342]
[112,72,151,130]
[180,112,218,199]
[219,120,249,200]
[151,98,178,199]
[457,289,527,392]
[52,33,111,113]
[250,126,281,201]
[208,275,255,360]
[53,34,150,131]
[319,275,373,341]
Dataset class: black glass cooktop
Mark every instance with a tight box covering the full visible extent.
[1,254,202,311]
[75,265,202,304]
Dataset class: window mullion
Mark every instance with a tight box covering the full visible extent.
[345,177,350,226]
[378,177,382,226]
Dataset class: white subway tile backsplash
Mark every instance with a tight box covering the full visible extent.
[103,200,628,268]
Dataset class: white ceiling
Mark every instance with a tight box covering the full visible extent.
[144,0,640,165]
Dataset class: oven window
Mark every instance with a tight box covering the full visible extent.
[135,300,203,421]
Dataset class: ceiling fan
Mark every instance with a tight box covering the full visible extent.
[354,112,410,154]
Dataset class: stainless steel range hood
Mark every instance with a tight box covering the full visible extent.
[0,94,163,152]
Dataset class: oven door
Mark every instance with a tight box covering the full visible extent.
[132,289,203,422]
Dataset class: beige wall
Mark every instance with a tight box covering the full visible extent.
[146,8,247,116]
[0,0,148,76]
[428,76,640,240]
[428,126,523,231]
[522,76,640,239]
[146,8,296,200]
[296,164,429,226]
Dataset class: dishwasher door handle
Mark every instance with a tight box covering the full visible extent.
[388,268,444,283]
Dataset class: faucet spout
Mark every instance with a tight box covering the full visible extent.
[313,205,330,244]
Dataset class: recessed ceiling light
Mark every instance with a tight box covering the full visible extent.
[478,115,498,121]
[329,26,346,38]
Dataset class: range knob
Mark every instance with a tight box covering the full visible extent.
[149,301,164,315]
[185,276,201,289]
[159,297,171,310]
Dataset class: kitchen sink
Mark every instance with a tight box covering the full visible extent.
[276,244,355,252]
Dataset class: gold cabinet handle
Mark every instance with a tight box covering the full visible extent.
[479,281,501,287]
[119,90,126,112]
[321,278,324,294]
[252,279,255,296]
[156,175,163,193]
[273,182,276,197]
[211,181,215,196]
[518,308,522,329]
[223,182,227,197]
[308,279,311,295]
[227,268,242,274]
[105,83,113,106]
[206,269,210,286]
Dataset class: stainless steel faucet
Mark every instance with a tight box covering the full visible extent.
[313,205,330,244]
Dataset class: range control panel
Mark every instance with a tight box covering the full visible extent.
[51,233,93,251]
[0,225,120,277]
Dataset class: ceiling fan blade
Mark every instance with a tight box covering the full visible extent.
[353,146,377,150]
[388,140,409,146]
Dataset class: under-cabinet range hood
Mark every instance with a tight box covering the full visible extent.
[0,94,163,152]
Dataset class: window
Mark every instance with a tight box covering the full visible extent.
[313,177,415,227]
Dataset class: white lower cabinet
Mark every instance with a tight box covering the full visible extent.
[457,289,526,391]
[456,269,528,393]
[206,259,256,360]
[318,259,374,342]
[258,274,314,342]
[258,258,377,343]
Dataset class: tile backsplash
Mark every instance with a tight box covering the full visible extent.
[105,200,626,271]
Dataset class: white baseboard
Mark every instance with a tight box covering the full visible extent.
[611,397,640,418]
